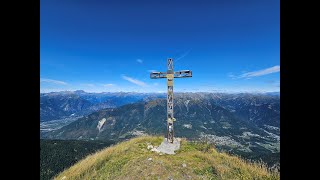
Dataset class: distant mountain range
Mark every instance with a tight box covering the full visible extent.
[41,91,280,166]
[40,90,166,122]
[40,90,279,121]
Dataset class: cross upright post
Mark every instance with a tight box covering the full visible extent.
[150,58,192,143]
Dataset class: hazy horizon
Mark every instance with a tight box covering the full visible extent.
[40,89,280,94]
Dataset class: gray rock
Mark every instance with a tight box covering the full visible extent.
[156,138,181,155]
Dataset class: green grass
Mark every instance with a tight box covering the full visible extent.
[55,136,279,180]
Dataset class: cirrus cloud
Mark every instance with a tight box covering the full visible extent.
[240,66,280,78]
[103,84,115,87]
[40,78,67,85]
[122,75,147,87]
[229,65,280,79]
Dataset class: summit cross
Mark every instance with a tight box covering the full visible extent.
[150,58,192,143]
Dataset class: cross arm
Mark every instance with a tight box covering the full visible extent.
[150,72,167,79]
[174,70,192,78]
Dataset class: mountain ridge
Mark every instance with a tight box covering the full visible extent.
[42,93,280,167]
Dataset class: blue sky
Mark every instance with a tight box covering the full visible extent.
[40,0,280,93]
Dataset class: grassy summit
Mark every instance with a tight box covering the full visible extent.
[55,136,279,180]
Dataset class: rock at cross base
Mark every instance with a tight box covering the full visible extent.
[155,138,181,155]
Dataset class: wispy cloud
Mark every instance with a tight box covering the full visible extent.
[81,83,95,87]
[240,66,280,78]
[153,83,159,86]
[137,59,143,64]
[230,66,280,79]
[148,70,158,72]
[176,48,192,62]
[227,73,237,79]
[103,84,115,87]
[122,75,147,87]
[40,78,67,85]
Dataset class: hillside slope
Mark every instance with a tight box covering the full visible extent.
[44,96,279,142]
[40,139,114,180]
[55,136,279,180]
[44,96,280,167]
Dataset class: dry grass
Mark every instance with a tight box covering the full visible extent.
[54,136,279,180]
